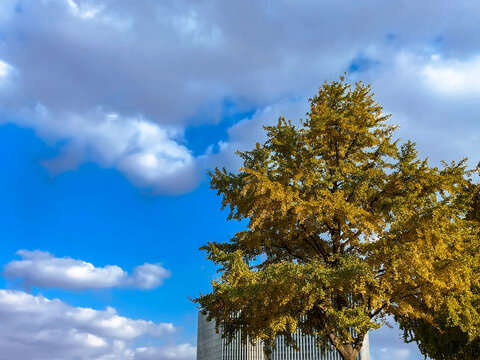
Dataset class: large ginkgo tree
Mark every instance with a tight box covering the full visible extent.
[194,76,480,360]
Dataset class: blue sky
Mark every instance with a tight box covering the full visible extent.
[1,1,480,359]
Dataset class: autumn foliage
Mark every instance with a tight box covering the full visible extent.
[194,77,480,360]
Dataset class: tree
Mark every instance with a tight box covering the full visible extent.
[398,313,480,360]
[194,76,480,360]
[397,187,480,360]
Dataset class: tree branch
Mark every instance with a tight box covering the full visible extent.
[300,224,330,263]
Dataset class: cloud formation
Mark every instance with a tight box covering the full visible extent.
[213,50,480,173]
[18,107,199,193]
[0,289,195,360]
[422,55,480,96]
[4,250,170,290]
[1,0,479,193]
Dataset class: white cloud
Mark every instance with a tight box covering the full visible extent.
[0,59,12,78]
[0,59,16,92]
[0,289,194,360]
[135,344,196,360]
[4,250,170,290]
[422,55,480,96]
[15,107,199,194]
[130,263,171,289]
[66,0,104,19]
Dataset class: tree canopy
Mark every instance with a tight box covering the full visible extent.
[398,312,480,360]
[194,76,480,360]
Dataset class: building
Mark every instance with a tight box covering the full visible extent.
[197,312,370,360]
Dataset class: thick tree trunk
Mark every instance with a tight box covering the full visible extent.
[337,346,359,360]
[328,332,364,360]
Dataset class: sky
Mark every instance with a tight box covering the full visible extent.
[0,0,479,359]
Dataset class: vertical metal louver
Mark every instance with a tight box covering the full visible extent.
[197,312,369,360]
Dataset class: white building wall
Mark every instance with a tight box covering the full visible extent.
[197,311,223,360]
[197,312,370,360]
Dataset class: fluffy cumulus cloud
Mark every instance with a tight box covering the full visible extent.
[1,0,480,192]
[18,106,198,193]
[422,55,480,96]
[0,289,195,360]
[3,250,170,290]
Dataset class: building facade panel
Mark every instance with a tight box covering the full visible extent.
[197,312,370,360]
[197,311,223,360]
